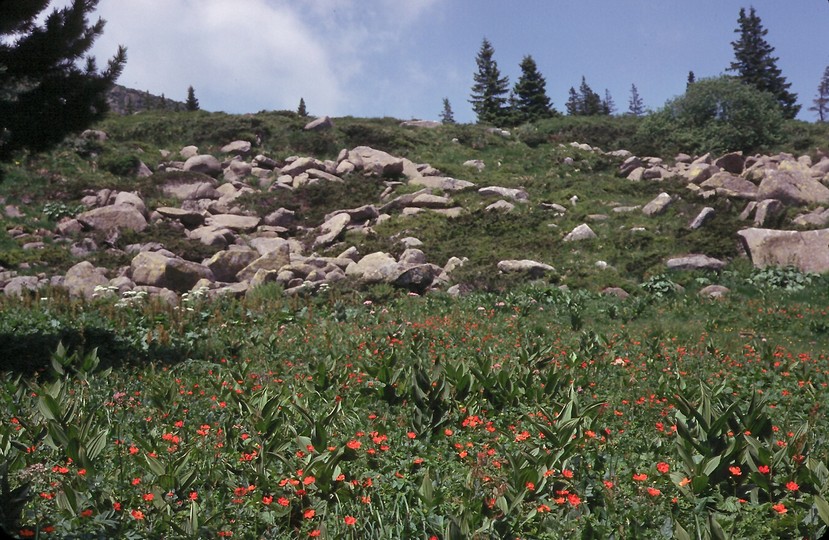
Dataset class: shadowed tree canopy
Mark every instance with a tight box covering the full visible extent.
[0,0,126,164]
[728,7,799,119]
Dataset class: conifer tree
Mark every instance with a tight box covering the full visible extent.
[578,76,602,116]
[0,0,126,163]
[628,83,644,116]
[440,97,456,124]
[809,66,829,123]
[687,71,696,89]
[469,38,509,125]
[601,89,616,115]
[185,85,199,111]
[297,97,308,117]
[565,87,580,116]
[513,55,554,123]
[728,7,799,118]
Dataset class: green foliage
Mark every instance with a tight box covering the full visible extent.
[0,0,126,164]
[98,151,141,176]
[512,55,556,124]
[728,7,800,119]
[747,266,815,292]
[185,86,199,112]
[634,76,784,156]
[469,38,510,125]
[640,274,679,298]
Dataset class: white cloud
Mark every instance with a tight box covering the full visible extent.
[72,0,442,116]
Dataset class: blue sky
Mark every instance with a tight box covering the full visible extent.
[81,0,828,122]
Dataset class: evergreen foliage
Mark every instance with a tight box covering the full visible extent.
[809,66,829,123]
[512,55,555,123]
[297,97,308,117]
[728,7,799,119]
[440,97,456,124]
[0,0,126,163]
[469,38,509,125]
[185,85,199,112]
[687,71,696,89]
[628,84,644,116]
[567,76,602,116]
[601,89,615,116]
[635,75,784,156]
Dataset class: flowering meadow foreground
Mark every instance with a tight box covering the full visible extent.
[1,278,829,539]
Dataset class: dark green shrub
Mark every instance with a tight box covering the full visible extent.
[98,151,141,176]
[634,76,784,157]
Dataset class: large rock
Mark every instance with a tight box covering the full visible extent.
[160,172,220,200]
[205,214,261,233]
[183,155,222,177]
[113,192,147,217]
[62,261,109,299]
[155,207,205,228]
[187,225,237,247]
[349,146,404,177]
[314,213,351,248]
[757,170,829,206]
[714,152,745,174]
[700,172,758,200]
[497,259,555,278]
[262,208,296,228]
[392,264,437,293]
[304,116,333,131]
[236,245,292,282]
[641,193,673,216]
[410,194,453,209]
[666,254,727,271]
[408,176,476,191]
[206,248,259,282]
[684,163,719,184]
[689,207,715,230]
[478,186,529,202]
[77,205,148,233]
[345,252,399,283]
[738,228,829,273]
[563,224,597,242]
[4,276,40,296]
[753,199,785,227]
[221,140,252,156]
[131,252,215,292]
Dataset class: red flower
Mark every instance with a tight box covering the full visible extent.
[758,465,770,474]
[728,466,742,477]
[656,462,670,474]
[785,481,799,492]
[189,491,198,501]
[131,509,145,520]
[309,531,321,538]
[632,473,648,482]
[261,495,273,505]
[80,509,94,518]
[561,469,574,479]
[346,440,361,450]
[277,497,290,507]
[303,508,316,519]
[142,493,154,502]
[772,503,787,514]
[344,515,357,526]
[647,487,661,497]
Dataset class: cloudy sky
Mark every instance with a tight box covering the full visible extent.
[74,0,829,122]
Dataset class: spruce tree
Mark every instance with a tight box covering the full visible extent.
[297,97,308,117]
[0,0,126,163]
[628,84,644,116]
[565,87,581,116]
[578,76,602,116]
[469,38,509,125]
[687,71,696,89]
[185,86,199,111]
[513,55,554,123]
[601,89,616,115]
[440,98,456,124]
[809,66,829,123]
[728,7,799,118]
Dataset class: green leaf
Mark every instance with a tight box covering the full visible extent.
[85,428,109,462]
[37,395,61,422]
[145,454,165,476]
[674,521,692,540]
[702,455,721,477]
[496,495,509,515]
[814,494,829,527]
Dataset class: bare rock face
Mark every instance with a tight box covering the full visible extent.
[235,245,292,282]
[77,205,148,233]
[563,224,597,242]
[700,173,758,200]
[221,140,252,156]
[206,248,259,282]
[314,213,351,249]
[714,152,745,174]
[738,228,829,273]
[349,146,404,177]
[304,116,333,131]
[666,254,726,271]
[497,259,555,278]
[345,252,399,283]
[160,172,220,200]
[183,155,222,177]
[63,261,109,299]
[478,186,529,202]
[131,251,214,292]
[408,176,476,191]
[757,170,829,206]
[205,214,261,233]
[155,207,206,228]
[641,193,673,216]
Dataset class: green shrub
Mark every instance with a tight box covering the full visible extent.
[634,76,784,157]
[98,151,141,176]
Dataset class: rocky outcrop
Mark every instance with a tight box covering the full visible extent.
[131,251,215,292]
[497,260,555,277]
[77,204,148,233]
[756,170,829,206]
[738,228,829,273]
